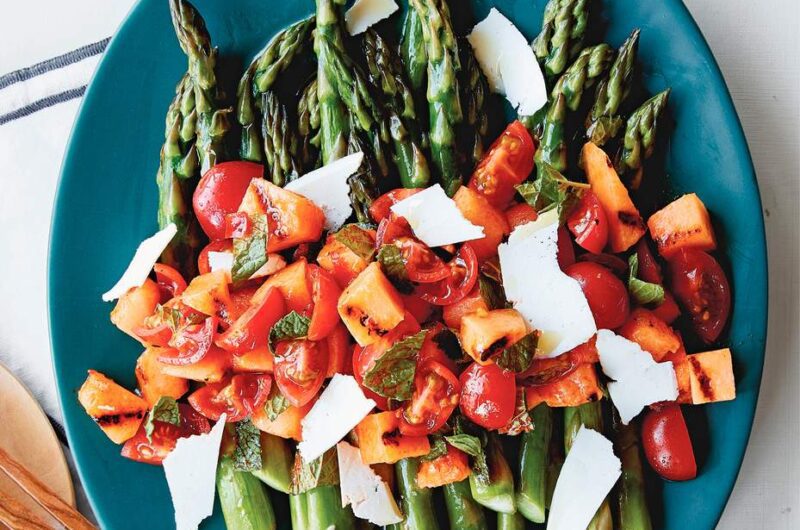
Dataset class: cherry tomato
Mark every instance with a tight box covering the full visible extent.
[651,291,681,324]
[159,316,219,365]
[469,121,536,209]
[668,249,731,344]
[375,214,414,248]
[273,340,329,407]
[557,226,576,270]
[120,405,209,465]
[193,161,262,240]
[153,263,187,301]
[325,324,353,378]
[641,404,697,481]
[401,293,434,324]
[198,240,233,275]
[459,362,517,430]
[636,239,663,284]
[399,360,460,436]
[216,287,286,354]
[307,266,343,341]
[188,373,272,422]
[370,188,424,224]
[418,324,459,374]
[565,262,630,329]
[504,202,538,230]
[567,191,609,254]
[352,346,391,411]
[393,237,450,283]
[178,404,212,435]
[417,244,479,306]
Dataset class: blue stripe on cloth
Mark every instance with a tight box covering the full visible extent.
[0,86,86,125]
[0,38,109,91]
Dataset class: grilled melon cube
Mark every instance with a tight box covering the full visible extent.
[135,347,189,406]
[337,262,405,346]
[525,363,603,409]
[416,447,470,488]
[78,370,148,444]
[317,234,373,288]
[460,309,530,363]
[647,193,717,258]
[252,258,312,314]
[686,348,735,404]
[355,411,430,465]
[232,347,275,373]
[181,270,232,318]
[251,400,314,441]
[110,279,160,343]
[618,308,682,362]
[156,346,231,383]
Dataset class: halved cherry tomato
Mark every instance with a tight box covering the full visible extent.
[651,291,681,324]
[417,244,479,306]
[418,324,459,374]
[188,373,272,422]
[636,239,663,284]
[557,226,576,270]
[565,262,629,329]
[459,362,517,430]
[668,249,731,344]
[399,360,460,436]
[216,287,286,354]
[370,188,424,224]
[641,404,697,481]
[273,340,329,407]
[567,191,609,254]
[325,324,353,377]
[469,121,536,209]
[392,237,450,284]
[121,405,211,465]
[504,202,538,229]
[194,161,262,240]
[352,346,391,411]
[577,252,628,276]
[198,240,233,275]
[375,214,414,248]
[154,264,187,301]
[307,266,343,341]
[159,316,219,365]
[401,293,434,324]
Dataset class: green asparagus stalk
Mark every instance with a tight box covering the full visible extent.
[534,93,568,173]
[289,493,310,530]
[469,436,516,514]
[297,77,322,169]
[614,417,653,530]
[347,131,382,224]
[497,511,526,530]
[250,432,293,493]
[363,29,430,188]
[443,479,488,530]
[392,457,441,530]
[586,29,640,146]
[553,44,614,111]
[617,89,670,187]
[532,0,591,78]
[217,456,277,530]
[261,91,303,186]
[516,404,552,523]
[409,0,463,196]
[169,0,230,173]
[307,484,357,530]
[237,18,314,162]
[401,6,427,93]
[458,43,490,169]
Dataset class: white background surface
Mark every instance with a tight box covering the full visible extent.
[0,1,797,528]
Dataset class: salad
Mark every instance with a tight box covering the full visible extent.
[78,0,737,529]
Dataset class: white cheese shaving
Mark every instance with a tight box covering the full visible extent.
[596,329,679,424]
[547,426,621,530]
[468,8,547,116]
[338,442,403,525]
[101,223,177,301]
[389,184,484,247]
[207,251,233,274]
[498,210,596,357]
[298,374,376,461]
[285,152,364,231]
[345,0,399,35]
[162,414,226,530]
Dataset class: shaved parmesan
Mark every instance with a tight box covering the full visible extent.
[390,184,484,247]
[345,0,398,35]
[285,152,363,231]
[298,375,376,461]
[548,426,621,530]
[498,210,596,357]
[163,414,226,530]
[207,251,233,274]
[468,9,547,116]
[102,224,177,301]
[338,442,403,525]
[596,329,679,424]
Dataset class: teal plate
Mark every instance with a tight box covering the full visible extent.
[49,0,767,528]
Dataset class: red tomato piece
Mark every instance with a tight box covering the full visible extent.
[418,324,459,374]
[401,293,434,324]
[651,291,682,324]
[567,191,609,254]
[668,249,731,344]
[375,214,414,248]
[197,240,233,275]
[565,261,630,329]
[369,188,424,224]
[469,121,536,209]
[641,404,697,481]
[216,287,286,354]
[417,244,479,306]
[459,362,516,430]
[273,340,329,407]
[307,266,343,341]
[193,161,263,240]
[636,239,663,284]
[557,226,577,270]
[154,263,188,301]
[188,373,272,422]
[159,316,219,365]
[504,202,538,230]
[121,404,211,465]
[399,360,460,436]
[392,237,450,284]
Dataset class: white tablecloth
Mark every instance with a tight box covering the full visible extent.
[0,0,797,528]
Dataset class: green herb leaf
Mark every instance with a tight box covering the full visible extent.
[144,396,180,442]
[421,436,448,462]
[233,419,262,471]
[627,254,665,305]
[517,163,590,222]
[495,331,539,373]
[290,449,340,494]
[144,304,204,333]
[478,275,507,310]
[334,224,376,261]
[498,388,534,436]
[231,214,269,283]
[264,385,290,422]
[376,244,414,294]
[445,432,489,484]
[269,311,311,355]
[362,330,426,400]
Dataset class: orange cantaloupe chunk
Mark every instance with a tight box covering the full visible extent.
[618,308,682,362]
[460,309,530,364]
[525,363,603,409]
[416,447,471,488]
[355,411,430,465]
[453,186,510,263]
[647,193,717,258]
[110,279,161,343]
[338,263,405,346]
[135,347,189,406]
[78,370,148,444]
[251,399,314,441]
[686,348,735,404]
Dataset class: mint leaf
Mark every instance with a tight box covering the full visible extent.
[334,224,375,261]
[628,254,665,305]
[264,385,290,421]
[144,304,204,332]
[376,244,414,294]
[421,436,448,462]
[445,432,489,485]
[363,330,426,400]
[232,214,269,283]
[290,449,340,494]
[144,396,180,442]
[478,275,507,310]
[269,311,311,355]
[233,419,262,471]
[499,388,533,436]
[517,163,589,222]
[495,331,539,373]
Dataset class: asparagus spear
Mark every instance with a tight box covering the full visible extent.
[617,89,671,187]
[261,91,303,186]
[347,131,382,224]
[534,93,568,173]
[250,432,293,493]
[497,511,526,530]
[315,0,351,163]
[516,404,552,523]
[363,29,430,188]
[290,492,310,530]
[400,6,427,93]
[553,43,614,111]
[297,77,322,169]
[458,42,490,169]
[237,18,314,162]
[409,0,464,196]
[469,436,516,514]
[392,457,441,530]
[307,484,357,530]
[217,456,277,530]
[614,417,653,530]
[169,0,230,173]
[443,479,488,530]
[532,0,591,78]
[586,29,640,146]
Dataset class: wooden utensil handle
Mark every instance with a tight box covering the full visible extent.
[0,489,52,530]
[0,446,95,530]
